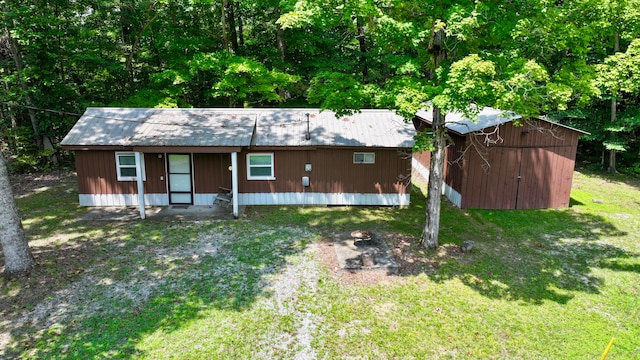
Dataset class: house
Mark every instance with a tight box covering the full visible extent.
[61,108,414,218]
[412,107,587,210]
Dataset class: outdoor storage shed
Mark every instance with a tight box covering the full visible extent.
[61,108,414,217]
[412,107,587,210]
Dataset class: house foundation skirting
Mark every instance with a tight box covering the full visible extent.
[411,157,462,208]
[79,194,230,207]
[79,192,410,207]
[238,192,410,206]
[79,194,170,206]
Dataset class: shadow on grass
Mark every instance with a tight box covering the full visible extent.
[2,220,311,358]
[2,173,313,358]
[575,166,640,191]
[251,183,639,306]
[393,199,638,305]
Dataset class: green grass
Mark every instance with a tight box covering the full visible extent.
[2,169,639,359]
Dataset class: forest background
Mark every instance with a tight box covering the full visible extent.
[1,0,639,175]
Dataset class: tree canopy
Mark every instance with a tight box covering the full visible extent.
[1,0,639,249]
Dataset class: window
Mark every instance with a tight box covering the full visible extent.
[115,152,145,181]
[353,152,375,164]
[247,153,275,180]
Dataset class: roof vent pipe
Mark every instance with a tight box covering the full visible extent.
[305,113,311,140]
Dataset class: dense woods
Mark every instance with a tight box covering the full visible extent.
[1,0,639,175]
[0,0,639,268]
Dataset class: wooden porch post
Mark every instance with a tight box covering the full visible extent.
[135,151,146,219]
[231,151,239,219]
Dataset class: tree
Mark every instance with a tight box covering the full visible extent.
[0,151,35,276]
[594,38,640,174]
[281,0,579,248]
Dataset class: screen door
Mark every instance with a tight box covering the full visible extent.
[168,154,193,204]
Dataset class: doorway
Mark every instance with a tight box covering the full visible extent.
[168,154,193,204]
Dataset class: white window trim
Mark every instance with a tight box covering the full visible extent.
[115,152,146,181]
[353,152,375,164]
[247,153,275,180]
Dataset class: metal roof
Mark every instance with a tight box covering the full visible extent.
[251,109,415,148]
[415,107,521,135]
[310,110,415,148]
[61,108,257,147]
[62,108,415,149]
[415,106,588,135]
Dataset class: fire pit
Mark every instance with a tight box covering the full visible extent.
[351,230,376,247]
[332,230,398,272]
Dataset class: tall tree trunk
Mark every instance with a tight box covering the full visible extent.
[421,24,447,249]
[422,106,446,249]
[0,151,36,276]
[124,2,160,86]
[356,17,368,82]
[221,0,229,52]
[1,80,19,146]
[276,8,287,101]
[276,9,286,64]
[608,32,620,173]
[237,2,244,48]
[228,1,239,53]
[3,26,59,165]
[3,28,42,148]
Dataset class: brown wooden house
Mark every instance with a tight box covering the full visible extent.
[412,107,587,210]
[61,108,414,218]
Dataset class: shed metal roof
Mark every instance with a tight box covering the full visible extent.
[62,108,415,149]
[415,106,588,135]
[415,107,521,135]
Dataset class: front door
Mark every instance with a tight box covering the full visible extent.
[168,154,193,204]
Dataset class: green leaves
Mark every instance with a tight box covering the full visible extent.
[594,39,640,97]
[307,72,375,115]
[211,56,299,106]
[434,54,497,117]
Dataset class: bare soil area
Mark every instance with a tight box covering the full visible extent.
[1,171,471,354]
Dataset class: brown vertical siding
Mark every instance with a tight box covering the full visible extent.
[193,153,232,193]
[237,148,411,195]
[458,119,580,209]
[461,146,521,209]
[517,145,577,209]
[500,120,577,148]
[75,151,135,194]
[75,151,166,195]
[444,133,466,192]
[413,151,430,169]
[143,153,167,193]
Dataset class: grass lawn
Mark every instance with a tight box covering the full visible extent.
[1,169,639,359]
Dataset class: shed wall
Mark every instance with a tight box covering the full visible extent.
[459,120,579,209]
[444,133,466,193]
[412,151,430,171]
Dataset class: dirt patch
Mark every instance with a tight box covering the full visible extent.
[10,171,77,199]
[1,171,96,350]
[331,231,398,272]
[316,238,395,286]
[317,232,473,286]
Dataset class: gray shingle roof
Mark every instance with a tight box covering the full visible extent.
[62,108,415,149]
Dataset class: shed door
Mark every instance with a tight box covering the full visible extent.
[168,154,193,204]
[516,148,554,209]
